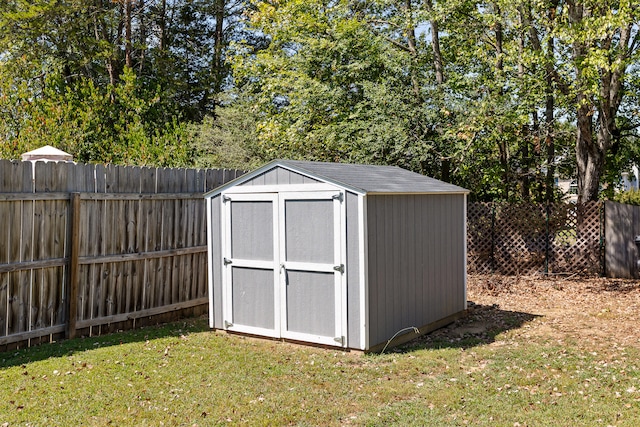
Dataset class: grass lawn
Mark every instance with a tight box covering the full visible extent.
[2,276,640,426]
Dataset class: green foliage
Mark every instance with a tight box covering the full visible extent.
[613,189,640,206]
[0,65,192,166]
[189,98,262,170]
[0,0,253,166]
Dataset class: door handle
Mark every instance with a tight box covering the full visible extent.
[280,263,289,286]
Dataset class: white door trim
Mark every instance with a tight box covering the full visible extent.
[221,192,280,338]
[278,191,347,347]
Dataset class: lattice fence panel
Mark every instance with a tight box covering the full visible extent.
[467,201,603,276]
[467,203,494,274]
[548,201,602,275]
[493,203,549,275]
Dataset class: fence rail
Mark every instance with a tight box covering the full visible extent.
[0,159,244,349]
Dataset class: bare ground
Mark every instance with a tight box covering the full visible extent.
[412,274,640,352]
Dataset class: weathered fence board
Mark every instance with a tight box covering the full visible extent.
[605,201,640,279]
[0,159,245,349]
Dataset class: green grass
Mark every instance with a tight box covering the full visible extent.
[1,317,640,426]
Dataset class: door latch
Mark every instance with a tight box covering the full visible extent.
[223,257,232,265]
[334,336,345,346]
[224,320,233,328]
[332,192,344,202]
[333,264,344,274]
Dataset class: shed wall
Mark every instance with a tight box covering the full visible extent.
[209,195,224,329]
[345,191,361,349]
[366,194,466,348]
[240,167,320,186]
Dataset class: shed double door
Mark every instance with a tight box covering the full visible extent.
[221,191,346,347]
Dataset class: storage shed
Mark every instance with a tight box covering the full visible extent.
[205,160,469,351]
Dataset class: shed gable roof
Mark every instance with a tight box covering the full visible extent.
[205,159,468,196]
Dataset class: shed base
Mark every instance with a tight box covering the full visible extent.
[365,309,468,354]
[210,309,468,353]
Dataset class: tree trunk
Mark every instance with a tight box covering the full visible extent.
[159,0,167,52]
[575,99,602,203]
[402,0,422,101]
[138,0,146,74]
[212,0,226,113]
[430,19,444,85]
[571,3,631,203]
[492,4,508,199]
[544,25,555,203]
[125,0,133,69]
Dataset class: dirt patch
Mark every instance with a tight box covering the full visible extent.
[409,274,640,352]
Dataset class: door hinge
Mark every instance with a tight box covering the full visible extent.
[334,336,345,346]
[224,320,233,328]
[222,195,231,203]
[333,264,345,274]
[223,257,232,266]
[332,192,344,202]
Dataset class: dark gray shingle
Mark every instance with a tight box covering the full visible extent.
[278,160,468,194]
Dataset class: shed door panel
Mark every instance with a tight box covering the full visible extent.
[285,270,335,337]
[231,267,275,329]
[279,192,346,347]
[284,200,334,263]
[231,201,273,260]
[222,194,279,338]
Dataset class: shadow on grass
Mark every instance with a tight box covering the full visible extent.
[0,316,210,369]
[390,302,539,353]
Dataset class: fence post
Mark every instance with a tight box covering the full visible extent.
[67,193,81,339]
[545,203,550,275]
[490,202,496,272]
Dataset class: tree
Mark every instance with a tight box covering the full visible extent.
[561,1,640,202]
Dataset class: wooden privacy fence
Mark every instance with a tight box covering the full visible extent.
[0,159,244,349]
[467,201,604,276]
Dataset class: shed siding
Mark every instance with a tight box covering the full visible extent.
[366,194,466,347]
[240,167,320,186]
[346,191,361,349]
[209,195,224,329]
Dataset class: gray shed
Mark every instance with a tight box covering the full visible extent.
[205,160,469,351]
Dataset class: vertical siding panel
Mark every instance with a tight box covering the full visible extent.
[366,197,378,345]
[289,171,304,185]
[211,196,223,328]
[419,196,428,324]
[406,195,417,327]
[383,196,395,341]
[276,168,290,184]
[393,196,403,334]
[434,196,444,318]
[263,169,278,185]
[423,196,435,322]
[346,192,360,348]
[443,196,453,315]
